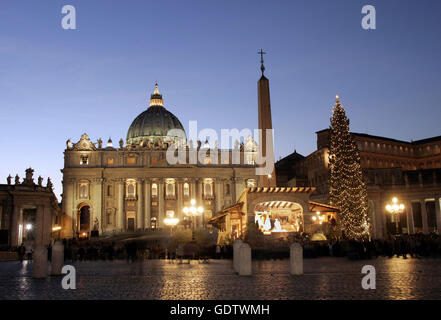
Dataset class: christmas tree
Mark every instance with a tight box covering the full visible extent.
[329,95,369,240]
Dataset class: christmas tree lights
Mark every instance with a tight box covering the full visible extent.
[329,95,369,240]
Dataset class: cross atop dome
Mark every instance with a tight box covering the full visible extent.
[149,83,164,107]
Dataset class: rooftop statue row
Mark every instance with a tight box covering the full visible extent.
[66,134,258,152]
[6,168,53,189]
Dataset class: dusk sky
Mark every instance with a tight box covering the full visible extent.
[1,0,441,198]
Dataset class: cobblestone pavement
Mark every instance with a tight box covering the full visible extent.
[0,257,440,300]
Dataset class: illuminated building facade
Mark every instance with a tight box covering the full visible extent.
[60,84,260,238]
[276,129,441,239]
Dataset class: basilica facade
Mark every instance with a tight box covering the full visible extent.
[61,84,260,238]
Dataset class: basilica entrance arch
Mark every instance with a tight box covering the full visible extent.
[78,203,91,233]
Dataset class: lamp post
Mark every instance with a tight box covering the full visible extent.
[164,212,179,236]
[183,199,204,232]
[385,197,405,235]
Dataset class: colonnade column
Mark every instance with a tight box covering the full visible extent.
[137,179,144,230]
[434,197,441,234]
[405,200,415,235]
[117,180,124,231]
[42,205,52,245]
[62,179,75,238]
[10,206,21,247]
[34,205,46,246]
[158,179,164,228]
[420,199,429,234]
[144,178,151,230]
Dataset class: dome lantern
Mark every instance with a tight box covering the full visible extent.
[149,83,164,107]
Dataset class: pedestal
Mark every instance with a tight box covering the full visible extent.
[33,245,48,279]
[233,239,243,273]
[51,241,64,276]
[239,243,252,276]
[290,243,303,275]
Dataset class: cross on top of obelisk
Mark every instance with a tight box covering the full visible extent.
[258,49,266,75]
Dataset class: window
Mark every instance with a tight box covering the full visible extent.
[106,210,113,226]
[126,179,136,198]
[80,155,89,165]
[225,184,231,195]
[79,183,88,199]
[128,185,135,197]
[107,158,114,166]
[183,183,190,197]
[127,157,136,165]
[166,179,175,196]
[152,183,158,197]
[107,185,112,197]
[204,178,213,197]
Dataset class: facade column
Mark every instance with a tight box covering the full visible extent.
[158,179,164,228]
[373,200,384,239]
[137,179,144,230]
[215,178,223,213]
[92,179,103,234]
[405,200,415,235]
[420,199,429,234]
[435,197,441,234]
[235,177,245,201]
[10,205,21,247]
[380,199,389,239]
[177,179,183,220]
[231,176,237,203]
[144,179,151,230]
[117,180,124,231]
[197,178,203,227]
[190,179,196,201]
[367,200,377,239]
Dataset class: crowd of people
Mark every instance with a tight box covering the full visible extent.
[318,233,441,260]
[12,233,441,263]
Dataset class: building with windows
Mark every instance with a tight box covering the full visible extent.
[60,84,260,238]
[0,168,58,247]
[276,128,441,239]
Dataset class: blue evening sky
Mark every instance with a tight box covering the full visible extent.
[1,0,441,198]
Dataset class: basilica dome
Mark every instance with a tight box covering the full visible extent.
[126,84,186,146]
